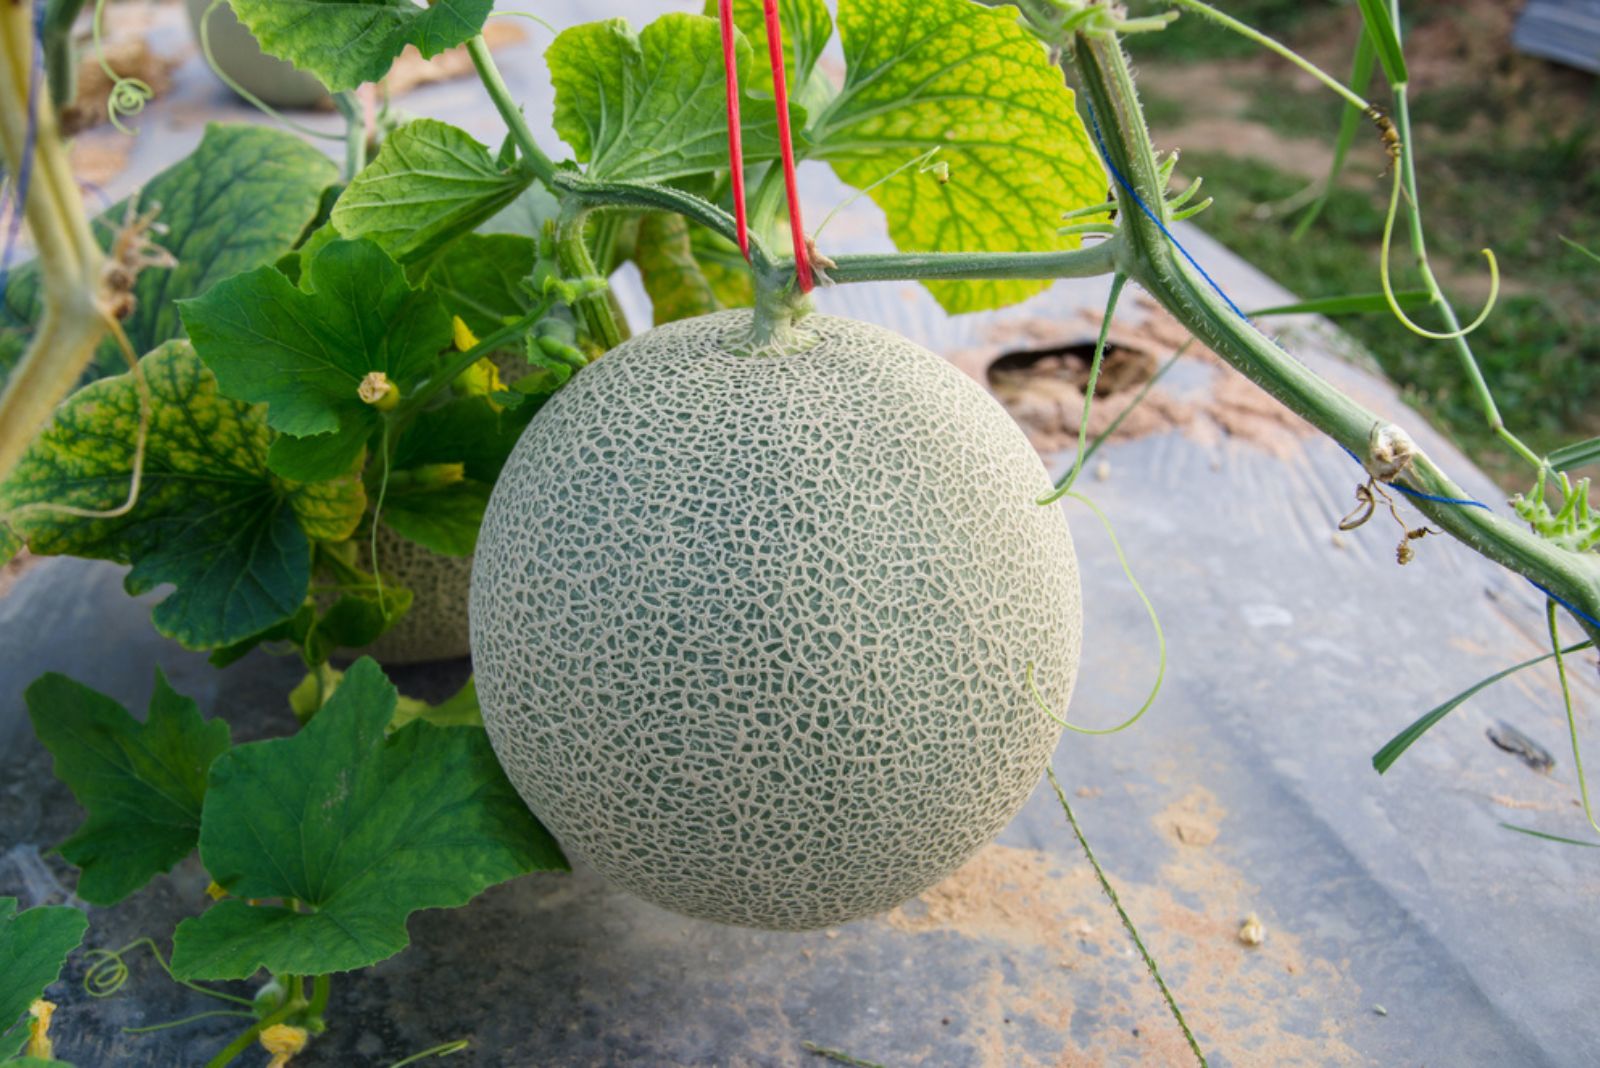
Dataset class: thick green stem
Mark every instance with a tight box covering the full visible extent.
[0,1,107,486]
[555,173,779,278]
[1070,31,1600,642]
[816,240,1120,285]
[557,206,625,351]
[467,35,556,186]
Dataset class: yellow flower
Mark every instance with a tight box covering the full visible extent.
[261,1023,309,1068]
[452,316,479,352]
[27,998,56,1059]
[205,880,228,900]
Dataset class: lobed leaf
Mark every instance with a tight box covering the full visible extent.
[26,670,231,905]
[0,898,88,1059]
[172,658,564,979]
[807,0,1107,314]
[0,342,364,649]
[548,14,789,183]
[180,238,453,480]
[332,119,534,266]
[230,0,494,92]
[0,125,337,382]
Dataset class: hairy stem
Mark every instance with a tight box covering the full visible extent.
[466,34,556,186]
[814,240,1120,285]
[557,206,626,351]
[0,0,107,485]
[555,173,778,278]
[1068,31,1600,643]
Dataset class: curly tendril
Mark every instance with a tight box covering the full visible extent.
[1379,163,1500,341]
[92,0,153,133]
[1027,490,1167,736]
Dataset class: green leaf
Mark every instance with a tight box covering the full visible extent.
[26,670,231,905]
[392,395,536,485]
[391,675,483,731]
[0,342,365,649]
[381,479,491,557]
[332,120,534,266]
[423,233,539,337]
[702,0,833,107]
[548,14,788,183]
[1373,639,1595,773]
[1250,290,1430,317]
[1354,0,1408,87]
[1549,436,1600,471]
[180,238,452,451]
[230,0,494,92]
[635,213,724,325]
[808,0,1106,314]
[307,587,414,666]
[0,899,88,1058]
[171,658,565,979]
[0,125,338,382]
[266,423,371,484]
[292,667,482,732]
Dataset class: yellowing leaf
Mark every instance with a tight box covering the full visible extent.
[809,0,1106,313]
[0,342,364,649]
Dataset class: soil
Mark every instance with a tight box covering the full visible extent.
[958,296,1313,459]
[885,786,1363,1067]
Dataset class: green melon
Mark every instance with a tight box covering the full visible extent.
[357,524,473,664]
[470,310,1081,929]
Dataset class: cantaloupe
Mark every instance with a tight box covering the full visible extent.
[470,310,1081,929]
[356,524,474,664]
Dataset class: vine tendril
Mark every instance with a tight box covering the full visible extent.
[1028,490,1167,736]
[1379,164,1499,340]
[83,937,255,1007]
[91,0,153,133]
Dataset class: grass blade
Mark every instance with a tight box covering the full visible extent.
[1500,823,1600,848]
[1292,28,1377,240]
[1355,0,1408,86]
[1372,639,1594,773]
[1250,289,1428,317]
[1547,436,1600,471]
[1559,235,1600,266]
[1047,768,1208,1067]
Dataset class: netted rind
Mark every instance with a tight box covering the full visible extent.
[471,310,1081,929]
[359,524,474,664]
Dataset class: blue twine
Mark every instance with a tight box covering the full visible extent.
[1083,98,1251,321]
[0,0,45,297]
[1081,98,1600,635]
